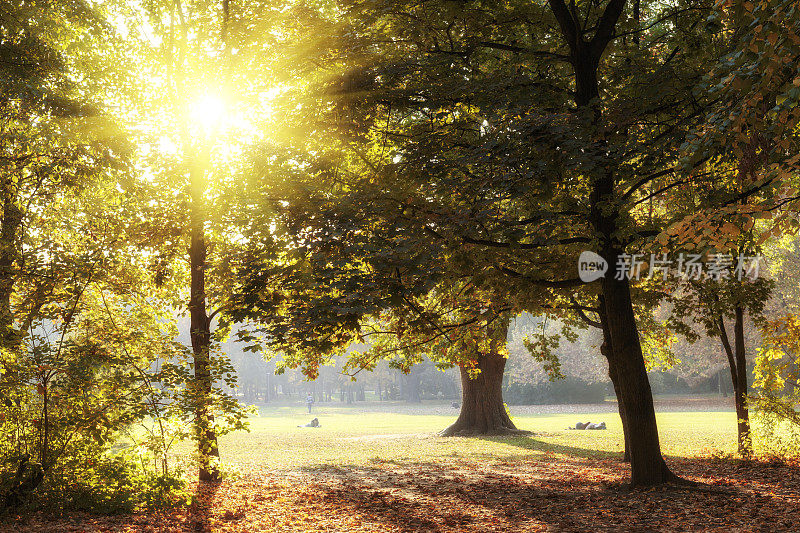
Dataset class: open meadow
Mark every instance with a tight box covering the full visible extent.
[218,397,743,468]
[7,397,800,532]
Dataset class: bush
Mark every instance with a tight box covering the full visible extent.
[1,446,191,515]
[0,295,250,514]
[504,377,608,405]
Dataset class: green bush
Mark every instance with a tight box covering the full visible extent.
[2,447,191,515]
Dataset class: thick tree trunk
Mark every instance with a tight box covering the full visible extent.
[554,0,677,485]
[591,165,675,483]
[441,319,526,436]
[602,271,677,486]
[189,159,220,482]
[441,353,520,436]
[598,300,630,462]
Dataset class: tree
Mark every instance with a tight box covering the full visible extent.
[749,237,800,452]
[229,0,722,485]
[0,0,128,364]
[753,313,800,448]
[0,2,139,501]
[226,0,800,484]
[352,288,527,434]
[662,0,800,456]
[111,0,288,481]
[667,247,772,456]
[366,290,525,435]
[442,312,519,435]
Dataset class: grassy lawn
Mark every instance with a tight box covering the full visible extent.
[215,399,746,473]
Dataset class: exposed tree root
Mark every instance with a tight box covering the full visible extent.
[439,425,532,437]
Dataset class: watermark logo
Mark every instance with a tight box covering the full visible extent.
[577,251,762,283]
[578,251,608,283]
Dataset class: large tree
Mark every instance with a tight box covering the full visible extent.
[234,0,717,485]
[231,0,800,485]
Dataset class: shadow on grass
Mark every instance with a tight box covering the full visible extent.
[475,434,623,460]
[476,433,800,490]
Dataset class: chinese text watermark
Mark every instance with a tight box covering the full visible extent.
[578,251,761,283]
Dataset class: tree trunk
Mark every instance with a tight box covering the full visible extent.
[441,318,526,436]
[441,353,520,436]
[611,365,632,463]
[189,157,220,482]
[598,298,630,462]
[403,367,422,403]
[40,379,49,470]
[602,271,677,486]
[733,307,752,455]
[555,0,677,485]
[716,307,753,456]
[591,168,675,484]
[0,189,22,352]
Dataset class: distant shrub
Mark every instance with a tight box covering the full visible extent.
[504,378,608,405]
[647,371,692,395]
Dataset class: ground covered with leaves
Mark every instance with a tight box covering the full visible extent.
[5,445,800,531]
[3,400,798,532]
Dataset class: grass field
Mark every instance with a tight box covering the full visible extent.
[216,398,745,472]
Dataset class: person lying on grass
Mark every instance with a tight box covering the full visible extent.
[569,421,606,430]
[298,418,321,428]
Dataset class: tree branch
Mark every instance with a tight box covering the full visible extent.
[549,0,578,49]
[591,0,628,56]
[620,166,677,202]
[477,41,571,61]
[498,266,584,288]
[463,235,590,249]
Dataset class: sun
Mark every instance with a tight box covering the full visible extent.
[189,93,228,134]
[181,86,281,162]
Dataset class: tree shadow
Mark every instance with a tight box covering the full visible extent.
[474,434,624,460]
[476,433,800,490]
[185,480,222,533]
[299,458,800,532]
[301,462,616,531]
